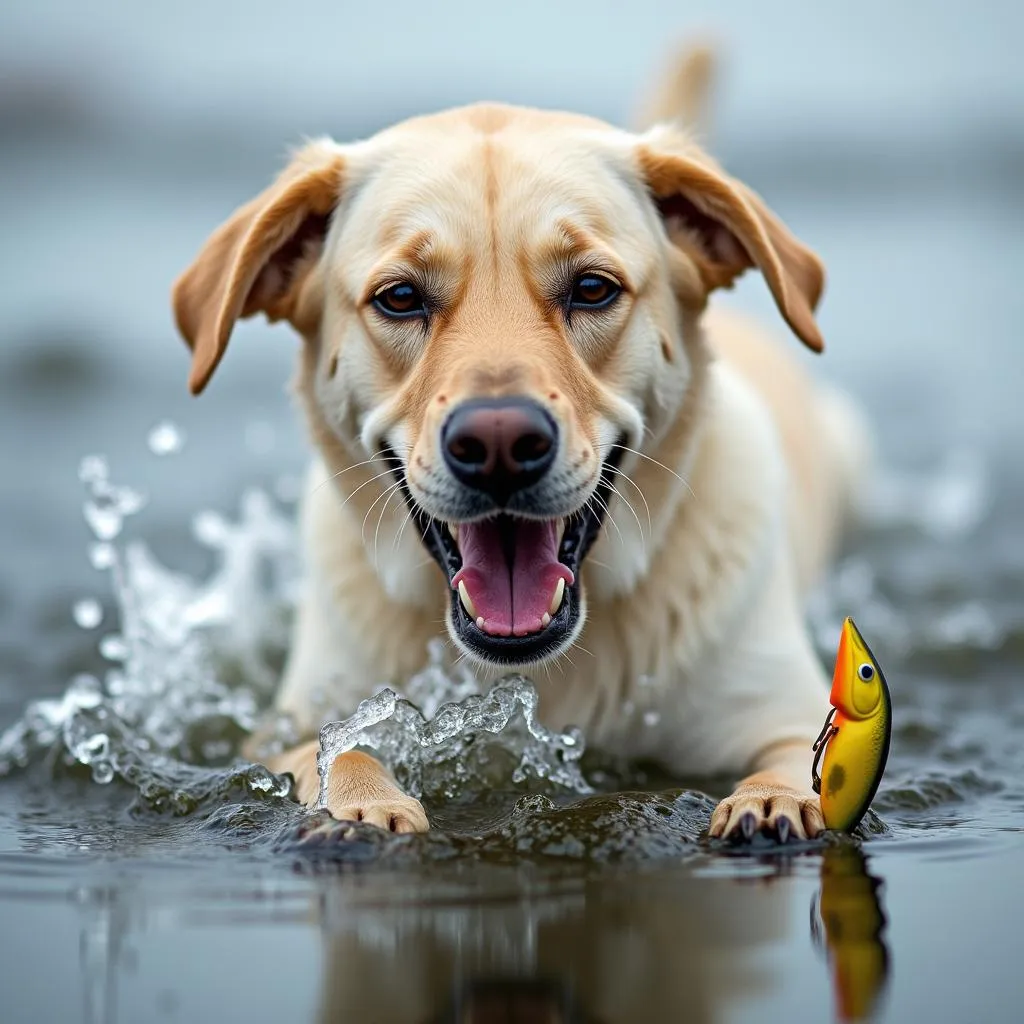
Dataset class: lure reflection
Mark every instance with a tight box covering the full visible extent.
[811,844,890,1022]
[812,617,892,832]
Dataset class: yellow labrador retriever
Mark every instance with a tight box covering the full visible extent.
[172,60,865,842]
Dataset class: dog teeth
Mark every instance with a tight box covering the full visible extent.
[541,612,551,628]
[449,523,459,542]
[476,616,485,630]
[458,580,478,619]
[549,577,566,615]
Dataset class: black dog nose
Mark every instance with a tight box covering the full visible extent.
[442,397,558,503]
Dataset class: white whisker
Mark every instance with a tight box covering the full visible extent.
[372,482,402,568]
[391,506,415,554]
[313,454,402,496]
[567,638,594,659]
[603,478,646,548]
[587,490,625,549]
[332,467,401,516]
[616,471,653,537]
[360,479,403,553]
[612,442,695,499]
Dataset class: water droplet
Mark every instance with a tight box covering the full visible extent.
[248,767,281,793]
[80,733,110,761]
[83,485,145,541]
[91,761,115,784]
[117,487,145,517]
[642,710,661,728]
[72,599,102,630]
[67,675,103,708]
[512,794,556,815]
[89,543,116,570]
[193,510,227,546]
[78,455,108,486]
[147,421,185,456]
[84,499,123,541]
[99,634,128,662]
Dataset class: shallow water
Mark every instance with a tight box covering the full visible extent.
[3,7,1024,1019]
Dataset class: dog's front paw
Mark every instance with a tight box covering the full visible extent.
[271,743,430,834]
[322,750,429,834]
[708,782,824,843]
[329,791,429,834]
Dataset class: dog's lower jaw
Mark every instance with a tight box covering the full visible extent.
[445,585,589,672]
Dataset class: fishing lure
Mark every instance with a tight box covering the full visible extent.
[812,617,892,832]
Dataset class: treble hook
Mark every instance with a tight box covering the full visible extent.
[811,707,838,795]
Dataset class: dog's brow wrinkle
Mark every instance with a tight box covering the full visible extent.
[394,229,434,268]
[555,221,594,254]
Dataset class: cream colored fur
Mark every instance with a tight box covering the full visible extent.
[171,49,866,842]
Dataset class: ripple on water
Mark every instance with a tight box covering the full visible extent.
[271,789,717,870]
[874,769,1004,814]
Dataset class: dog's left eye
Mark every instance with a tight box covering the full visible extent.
[569,274,621,310]
[373,282,427,319]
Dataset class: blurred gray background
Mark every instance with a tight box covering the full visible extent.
[1,0,1022,710]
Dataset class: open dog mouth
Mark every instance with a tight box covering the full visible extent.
[389,444,625,664]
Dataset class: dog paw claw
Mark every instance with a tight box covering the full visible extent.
[709,784,822,845]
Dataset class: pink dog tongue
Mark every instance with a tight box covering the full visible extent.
[452,519,573,636]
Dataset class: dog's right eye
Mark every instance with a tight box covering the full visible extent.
[373,282,427,319]
[569,273,621,310]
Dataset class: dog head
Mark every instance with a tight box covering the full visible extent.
[173,104,823,669]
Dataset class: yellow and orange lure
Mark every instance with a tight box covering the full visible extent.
[812,617,892,832]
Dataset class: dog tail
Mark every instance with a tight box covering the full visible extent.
[635,40,718,137]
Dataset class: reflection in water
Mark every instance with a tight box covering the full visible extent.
[811,845,890,1021]
[426,977,600,1024]
[60,828,893,1023]
[78,882,136,1024]
[312,862,803,1024]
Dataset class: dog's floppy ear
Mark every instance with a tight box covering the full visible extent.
[636,133,825,352]
[172,140,345,394]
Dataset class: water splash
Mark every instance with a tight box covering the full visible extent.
[0,449,592,816]
[0,455,298,804]
[315,665,591,807]
[79,454,146,541]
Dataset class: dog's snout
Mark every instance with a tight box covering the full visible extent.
[442,397,557,503]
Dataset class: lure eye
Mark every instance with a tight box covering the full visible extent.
[858,663,875,682]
